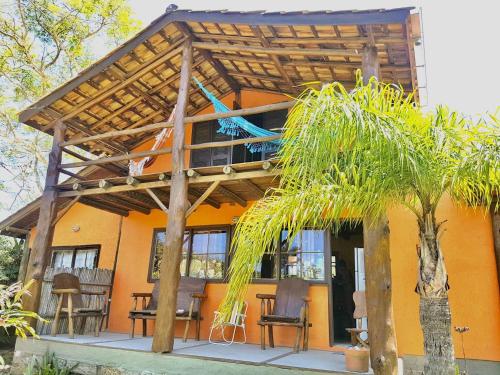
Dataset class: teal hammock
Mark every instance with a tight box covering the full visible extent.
[193,77,281,153]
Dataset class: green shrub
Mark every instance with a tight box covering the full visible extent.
[25,352,77,375]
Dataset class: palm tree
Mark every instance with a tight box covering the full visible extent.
[220,76,499,375]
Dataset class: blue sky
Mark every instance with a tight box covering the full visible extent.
[129,0,500,115]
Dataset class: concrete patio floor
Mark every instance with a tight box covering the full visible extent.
[16,332,370,374]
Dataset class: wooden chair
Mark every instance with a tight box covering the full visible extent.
[51,273,107,338]
[129,277,207,342]
[345,290,369,347]
[257,278,311,353]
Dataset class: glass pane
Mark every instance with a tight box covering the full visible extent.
[254,253,276,279]
[301,230,325,251]
[206,253,225,279]
[74,249,97,269]
[151,231,189,279]
[192,232,209,254]
[52,250,73,268]
[301,252,325,280]
[281,251,325,280]
[189,254,207,278]
[208,231,227,253]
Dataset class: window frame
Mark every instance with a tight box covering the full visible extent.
[50,245,101,269]
[148,226,330,285]
[148,225,232,283]
[251,228,331,285]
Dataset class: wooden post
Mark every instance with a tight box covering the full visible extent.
[362,46,399,375]
[152,39,192,353]
[17,232,31,283]
[24,121,66,316]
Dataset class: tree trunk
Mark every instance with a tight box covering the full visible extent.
[416,213,455,375]
[363,215,398,375]
[151,40,192,353]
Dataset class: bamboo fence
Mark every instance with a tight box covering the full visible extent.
[36,267,112,335]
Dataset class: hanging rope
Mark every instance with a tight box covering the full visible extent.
[128,105,176,176]
[193,77,281,153]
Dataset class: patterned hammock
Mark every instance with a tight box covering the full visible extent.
[193,77,281,153]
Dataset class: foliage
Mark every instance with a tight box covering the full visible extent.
[0,236,24,284]
[0,0,140,209]
[220,74,499,318]
[0,280,44,338]
[25,352,77,375]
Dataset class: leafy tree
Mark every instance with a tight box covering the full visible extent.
[0,236,23,284]
[0,0,140,210]
[221,77,499,375]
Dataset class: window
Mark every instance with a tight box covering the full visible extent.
[190,109,287,168]
[149,227,229,282]
[51,246,100,269]
[280,230,326,281]
[253,229,328,282]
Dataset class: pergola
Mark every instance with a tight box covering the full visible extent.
[16,5,420,354]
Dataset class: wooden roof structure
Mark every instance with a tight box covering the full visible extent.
[19,5,420,157]
[2,5,421,235]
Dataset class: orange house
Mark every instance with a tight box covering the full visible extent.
[2,6,499,375]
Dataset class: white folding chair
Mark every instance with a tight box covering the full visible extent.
[209,301,248,345]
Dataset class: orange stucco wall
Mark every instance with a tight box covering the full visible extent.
[37,90,500,361]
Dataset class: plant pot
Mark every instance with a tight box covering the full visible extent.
[345,347,370,373]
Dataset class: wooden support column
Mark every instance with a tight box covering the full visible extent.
[24,121,66,316]
[362,45,398,375]
[152,39,192,353]
[17,233,31,284]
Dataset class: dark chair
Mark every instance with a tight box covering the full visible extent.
[257,278,311,352]
[345,290,369,347]
[129,277,207,342]
[51,273,107,338]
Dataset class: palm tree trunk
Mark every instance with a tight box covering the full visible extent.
[416,213,455,375]
[363,215,398,375]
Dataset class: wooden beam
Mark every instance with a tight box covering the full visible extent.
[251,25,295,88]
[186,181,221,217]
[1,226,30,235]
[62,147,127,175]
[193,32,406,45]
[60,101,293,147]
[152,39,192,354]
[211,52,409,71]
[58,168,281,198]
[24,121,66,317]
[362,45,380,84]
[188,187,221,210]
[59,169,85,180]
[242,179,265,196]
[217,185,247,207]
[61,134,282,169]
[97,195,151,215]
[17,233,30,284]
[175,22,240,92]
[79,197,129,216]
[192,41,359,57]
[146,188,169,213]
[44,41,185,129]
[60,147,172,168]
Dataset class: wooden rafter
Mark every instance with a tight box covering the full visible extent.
[217,185,247,207]
[250,25,295,89]
[186,181,221,217]
[60,101,293,147]
[175,22,240,93]
[57,168,281,198]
